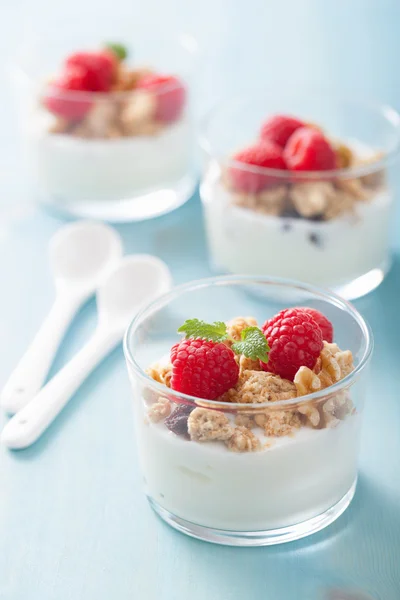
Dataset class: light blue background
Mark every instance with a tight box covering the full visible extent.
[1,1,400,599]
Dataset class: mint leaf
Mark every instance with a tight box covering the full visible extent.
[105,42,128,61]
[231,327,270,363]
[178,319,228,343]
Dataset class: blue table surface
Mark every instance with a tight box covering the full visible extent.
[1,2,400,599]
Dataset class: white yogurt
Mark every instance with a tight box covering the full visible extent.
[201,163,393,289]
[25,109,193,203]
[135,402,360,531]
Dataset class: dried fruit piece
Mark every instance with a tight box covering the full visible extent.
[164,404,194,436]
[188,408,233,442]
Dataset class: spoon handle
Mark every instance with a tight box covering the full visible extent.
[1,328,121,449]
[0,293,85,414]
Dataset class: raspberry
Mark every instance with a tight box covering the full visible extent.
[229,141,287,193]
[136,74,186,123]
[260,115,304,148]
[170,338,239,400]
[43,66,93,120]
[283,127,337,171]
[295,307,334,343]
[261,308,323,381]
[66,50,117,92]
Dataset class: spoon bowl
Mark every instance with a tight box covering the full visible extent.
[97,255,173,331]
[50,221,123,292]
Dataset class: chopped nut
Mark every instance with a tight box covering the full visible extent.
[323,189,355,220]
[234,413,256,428]
[226,316,258,342]
[297,403,321,427]
[221,370,297,403]
[336,177,370,201]
[290,182,336,218]
[146,363,172,388]
[188,408,233,442]
[294,366,321,396]
[335,143,353,169]
[238,355,262,374]
[83,100,119,138]
[120,90,159,136]
[231,186,287,216]
[49,117,72,134]
[295,342,354,394]
[148,397,172,422]
[111,66,153,91]
[263,410,302,437]
[354,152,385,188]
[226,427,260,452]
[321,391,354,427]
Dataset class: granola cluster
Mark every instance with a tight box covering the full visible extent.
[224,146,385,221]
[146,317,356,452]
[48,65,179,139]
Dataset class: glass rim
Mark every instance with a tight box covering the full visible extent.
[198,90,400,181]
[123,275,374,410]
[11,31,198,100]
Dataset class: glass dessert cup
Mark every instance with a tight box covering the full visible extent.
[200,93,400,299]
[124,276,373,546]
[13,26,198,222]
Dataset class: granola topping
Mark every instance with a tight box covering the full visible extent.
[188,408,233,442]
[226,427,261,452]
[148,397,172,423]
[145,314,357,447]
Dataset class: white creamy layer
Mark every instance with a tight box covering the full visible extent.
[26,110,193,202]
[201,165,393,288]
[135,403,360,531]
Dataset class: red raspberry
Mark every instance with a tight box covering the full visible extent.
[283,127,337,172]
[170,338,239,400]
[260,115,305,148]
[66,50,117,92]
[43,66,93,120]
[136,74,186,123]
[295,307,333,343]
[261,308,323,381]
[229,141,287,193]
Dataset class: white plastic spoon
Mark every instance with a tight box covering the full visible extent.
[0,221,123,414]
[1,254,172,450]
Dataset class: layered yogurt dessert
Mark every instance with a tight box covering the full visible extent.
[139,307,359,535]
[22,41,194,219]
[201,113,392,296]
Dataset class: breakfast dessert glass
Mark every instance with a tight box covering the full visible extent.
[124,276,373,546]
[199,93,400,299]
[12,27,198,222]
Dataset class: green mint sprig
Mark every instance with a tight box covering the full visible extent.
[105,42,128,61]
[178,319,228,343]
[231,326,270,363]
[178,319,270,364]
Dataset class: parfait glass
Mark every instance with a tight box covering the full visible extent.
[124,275,373,546]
